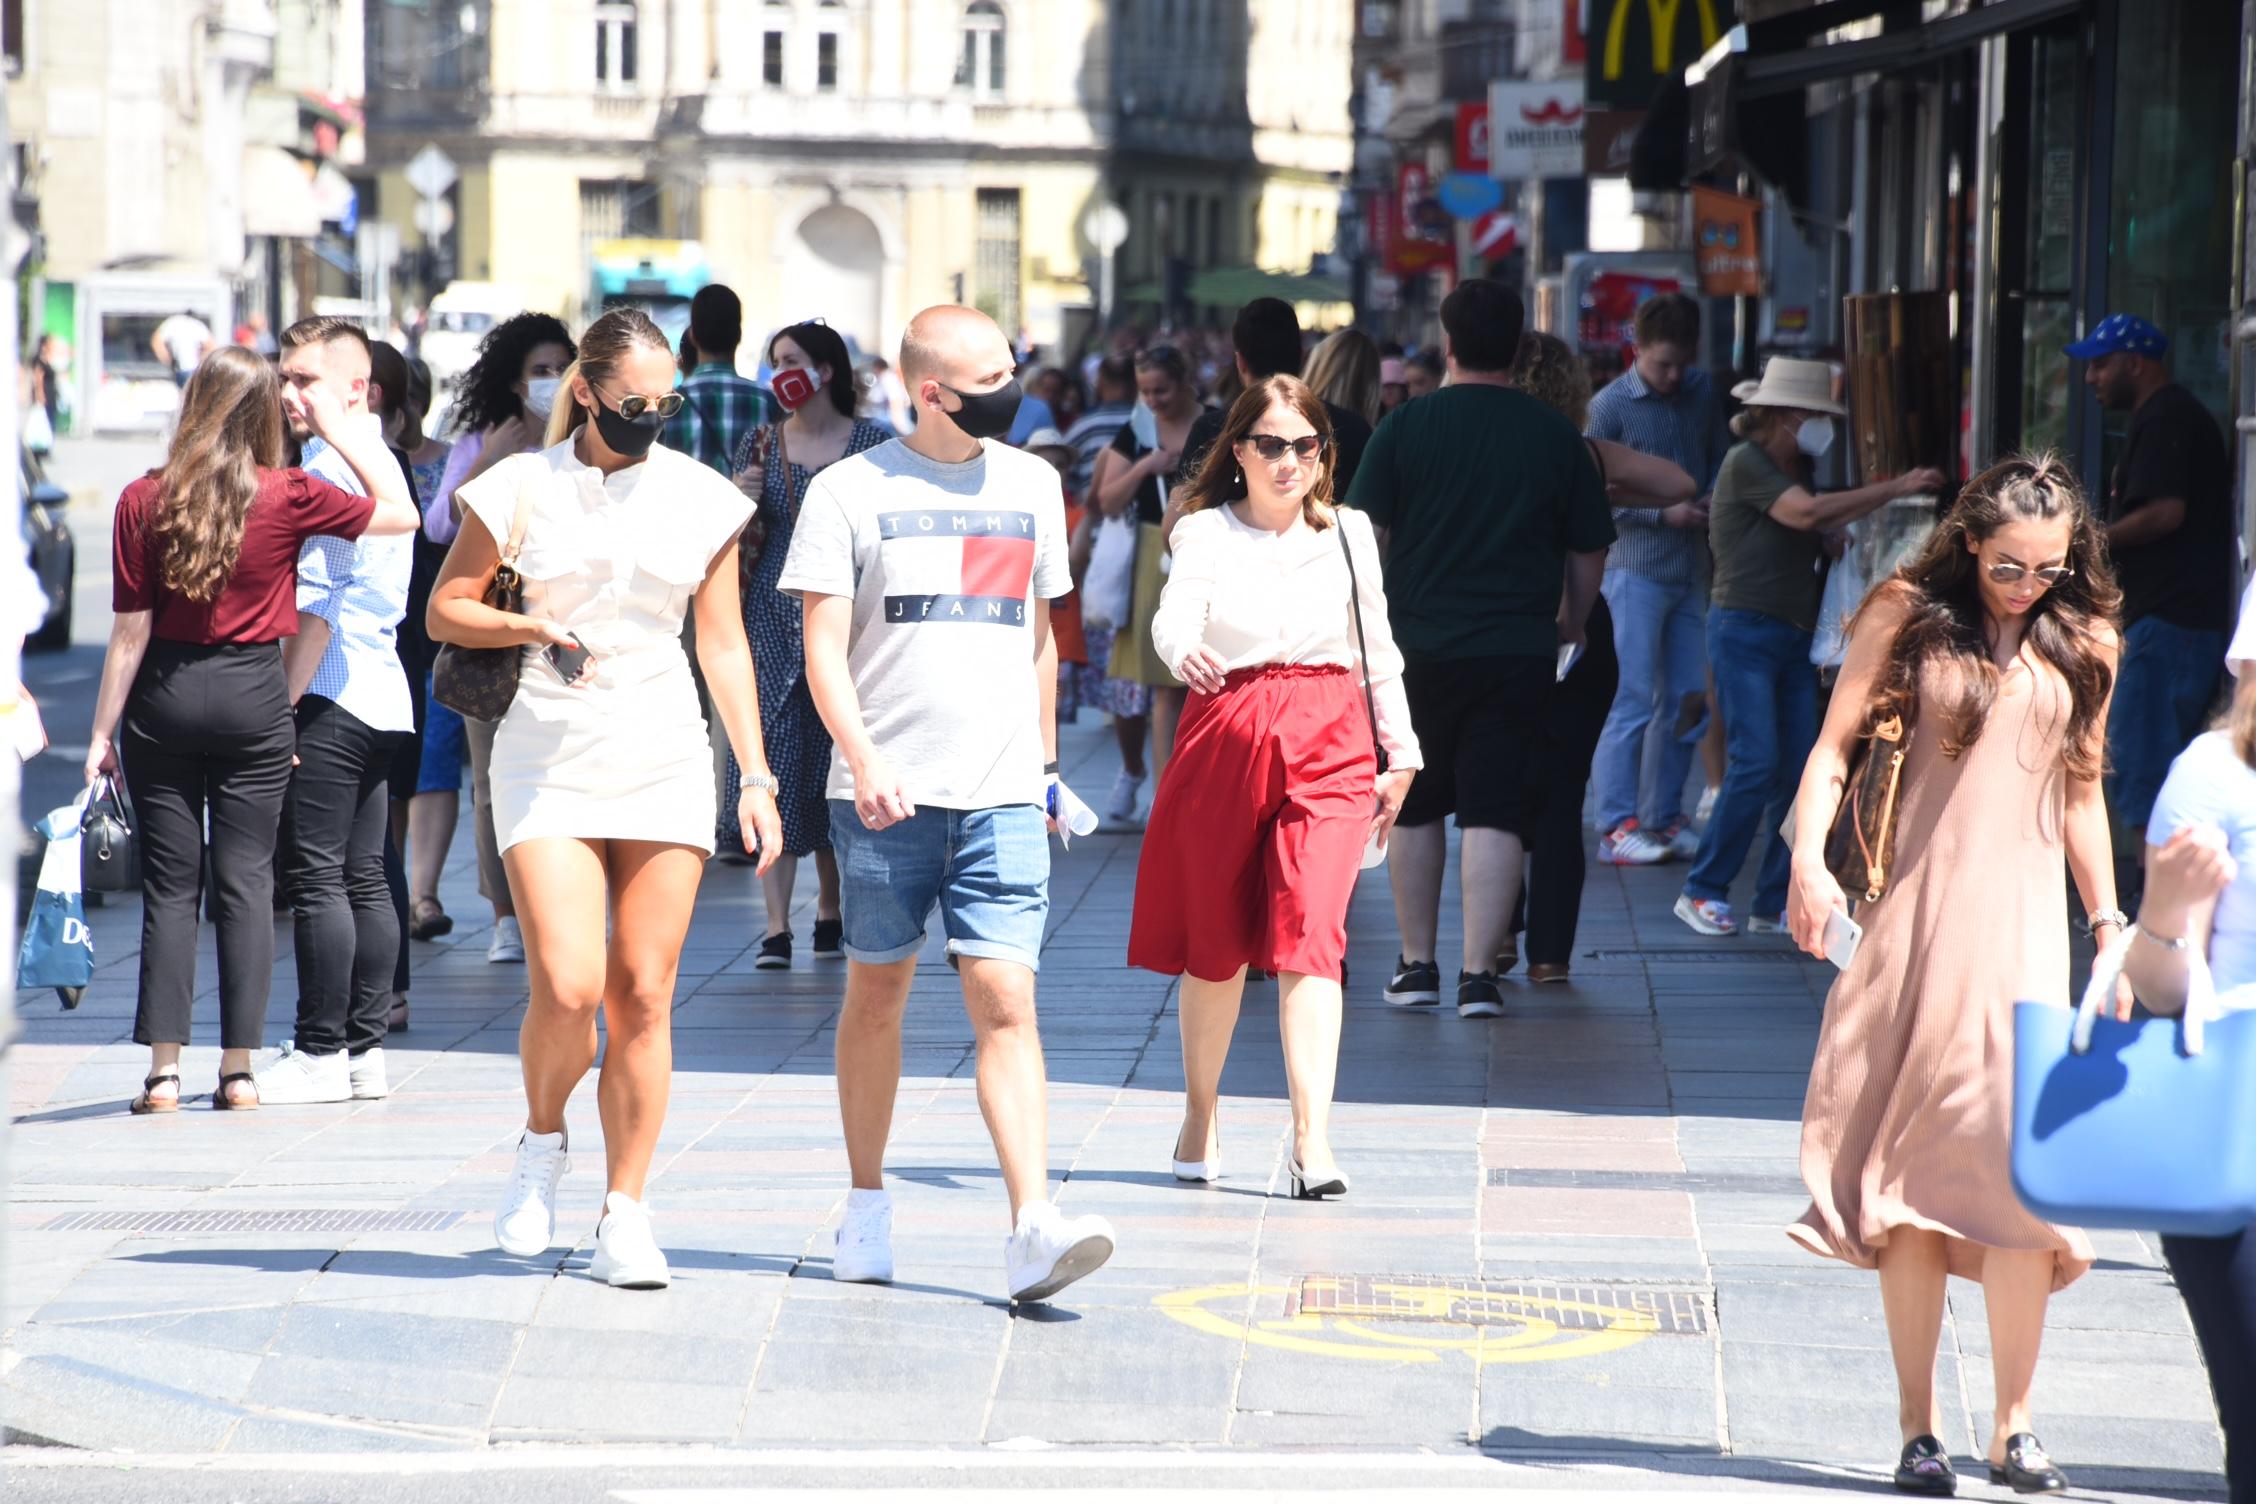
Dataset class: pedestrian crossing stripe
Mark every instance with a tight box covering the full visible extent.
[1155,1281,1661,1364]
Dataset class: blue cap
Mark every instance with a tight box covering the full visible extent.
[2065,314,2169,361]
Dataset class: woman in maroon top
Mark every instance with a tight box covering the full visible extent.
[83,345,422,1113]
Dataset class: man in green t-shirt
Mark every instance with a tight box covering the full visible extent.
[1345,279,1615,1020]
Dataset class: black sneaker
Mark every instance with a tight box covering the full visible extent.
[811,918,845,960]
[1456,970,1504,1020]
[754,932,793,971]
[1383,957,1442,1006]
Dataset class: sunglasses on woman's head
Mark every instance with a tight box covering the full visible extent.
[1987,561,2073,587]
[1242,433,1328,463]
[598,384,685,420]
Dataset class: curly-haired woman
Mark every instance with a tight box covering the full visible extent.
[1785,455,2124,1495]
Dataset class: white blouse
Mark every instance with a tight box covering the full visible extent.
[1151,503,1422,771]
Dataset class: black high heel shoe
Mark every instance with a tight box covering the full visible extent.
[1892,1434,1956,1495]
[1988,1433,2067,1494]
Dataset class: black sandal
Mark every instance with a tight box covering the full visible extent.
[1894,1434,1957,1495]
[130,1072,182,1115]
[211,1072,260,1111]
[1988,1433,2067,1494]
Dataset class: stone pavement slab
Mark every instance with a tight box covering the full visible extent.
[0,719,2226,1500]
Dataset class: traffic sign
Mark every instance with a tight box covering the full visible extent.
[415,198,455,239]
[405,143,458,201]
[1082,202,1130,253]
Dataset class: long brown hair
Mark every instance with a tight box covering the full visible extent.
[152,345,286,602]
[1303,329,1383,426]
[548,307,670,447]
[1177,375,1338,530]
[1853,453,2121,778]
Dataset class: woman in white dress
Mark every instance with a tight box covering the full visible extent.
[429,309,783,1289]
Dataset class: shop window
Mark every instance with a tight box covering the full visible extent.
[818,32,838,91]
[595,0,638,89]
[957,2,1005,100]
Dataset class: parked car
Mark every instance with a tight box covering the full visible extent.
[22,445,72,651]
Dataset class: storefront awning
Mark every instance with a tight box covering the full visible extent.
[240,145,321,239]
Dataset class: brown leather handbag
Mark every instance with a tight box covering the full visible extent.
[1824,711,1909,903]
[430,481,535,722]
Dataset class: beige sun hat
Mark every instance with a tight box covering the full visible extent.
[1740,356,1846,416]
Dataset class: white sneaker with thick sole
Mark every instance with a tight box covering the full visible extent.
[1105,771,1146,824]
[254,1043,350,1105]
[495,1128,569,1256]
[1675,894,1739,937]
[347,1047,389,1100]
[833,1190,895,1283]
[488,916,525,964]
[1006,1201,1116,1304]
[588,1191,671,1289]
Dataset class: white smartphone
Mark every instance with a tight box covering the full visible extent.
[1822,907,1863,972]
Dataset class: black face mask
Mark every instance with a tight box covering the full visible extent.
[592,392,664,458]
[938,377,1024,441]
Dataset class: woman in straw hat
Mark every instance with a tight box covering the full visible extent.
[1674,356,1944,938]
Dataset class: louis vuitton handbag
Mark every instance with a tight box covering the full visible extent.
[1824,710,1909,904]
[431,481,535,722]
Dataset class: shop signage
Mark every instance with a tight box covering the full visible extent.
[1472,211,1520,261]
[1588,0,1735,109]
[1455,102,1491,174]
[1488,80,1586,182]
[1439,172,1505,220]
[1693,185,1762,297]
[1386,163,1454,277]
[1583,109,1645,177]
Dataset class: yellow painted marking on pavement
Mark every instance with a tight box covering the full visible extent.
[1154,1281,1661,1365]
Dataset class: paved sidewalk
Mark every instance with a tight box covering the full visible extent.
[1,722,2226,1499]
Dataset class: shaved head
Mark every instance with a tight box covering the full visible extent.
[899,305,1012,388]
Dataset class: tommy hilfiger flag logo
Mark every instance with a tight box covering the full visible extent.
[877,508,1038,626]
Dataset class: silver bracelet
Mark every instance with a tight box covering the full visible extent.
[2085,907,2129,935]
[2133,924,2191,953]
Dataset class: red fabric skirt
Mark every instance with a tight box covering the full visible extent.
[1128,663,1377,982]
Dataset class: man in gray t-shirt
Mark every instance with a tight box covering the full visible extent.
[780,304,1116,1307]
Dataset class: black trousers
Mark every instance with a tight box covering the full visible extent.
[284,696,405,1055]
[123,641,296,1050]
[2165,1226,2256,1502]
[1519,595,1620,966]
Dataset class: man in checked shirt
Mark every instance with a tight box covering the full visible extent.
[1584,293,1731,868]
[258,316,416,1107]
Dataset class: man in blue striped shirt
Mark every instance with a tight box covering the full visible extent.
[1584,293,1731,866]
[261,317,415,1107]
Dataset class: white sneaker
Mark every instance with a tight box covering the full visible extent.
[1106,771,1146,823]
[1005,1200,1116,1304]
[1675,893,1738,937]
[254,1043,350,1105]
[488,916,525,964]
[1598,821,1669,866]
[347,1047,389,1100]
[588,1191,671,1289]
[1745,912,1789,935]
[495,1128,569,1256]
[833,1190,895,1284]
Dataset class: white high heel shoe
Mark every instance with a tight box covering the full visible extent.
[1171,1122,1220,1183]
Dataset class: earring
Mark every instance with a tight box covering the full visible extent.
[1233,467,1243,484]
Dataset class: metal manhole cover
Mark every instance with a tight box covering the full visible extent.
[1289,1275,1709,1335]
[42,1209,465,1234]
[1585,947,1810,964]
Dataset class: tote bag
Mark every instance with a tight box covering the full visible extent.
[2012,929,2256,1235]
[1081,515,1137,631]
[17,788,94,1006]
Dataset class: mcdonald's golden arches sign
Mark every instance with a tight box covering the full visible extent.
[1586,0,1734,108]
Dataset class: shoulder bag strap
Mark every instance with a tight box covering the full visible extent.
[498,460,534,569]
[1335,511,1389,775]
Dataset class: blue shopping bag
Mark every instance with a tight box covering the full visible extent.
[2013,930,2256,1236]
[15,791,93,1000]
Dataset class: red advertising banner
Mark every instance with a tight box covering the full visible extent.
[1455,102,1491,174]
[1388,163,1454,276]
[1564,0,1588,64]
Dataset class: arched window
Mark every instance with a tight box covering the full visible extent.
[956,1,1004,100]
[595,0,638,88]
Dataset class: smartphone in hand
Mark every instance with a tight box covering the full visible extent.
[1822,907,1863,972]
[543,635,594,686]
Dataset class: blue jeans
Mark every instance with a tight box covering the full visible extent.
[2108,615,2224,830]
[1684,609,1817,917]
[1593,569,1708,832]
[828,801,1050,971]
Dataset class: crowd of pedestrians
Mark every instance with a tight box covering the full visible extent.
[53,277,2256,1499]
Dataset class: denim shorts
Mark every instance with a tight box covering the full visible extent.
[417,686,468,796]
[828,801,1050,971]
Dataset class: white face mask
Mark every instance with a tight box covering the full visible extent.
[523,377,563,420]
[1796,414,1837,460]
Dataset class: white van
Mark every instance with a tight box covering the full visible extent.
[421,282,531,396]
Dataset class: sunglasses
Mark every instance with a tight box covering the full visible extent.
[1241,433,1329,463]
[598,384,685,421]
[1987,561,2073,587]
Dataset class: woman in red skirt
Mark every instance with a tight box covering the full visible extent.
[1127,375,1421,1199]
